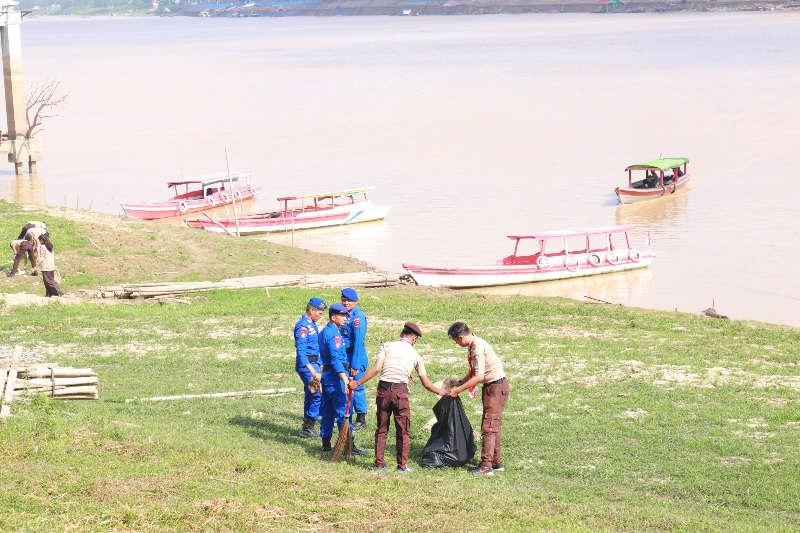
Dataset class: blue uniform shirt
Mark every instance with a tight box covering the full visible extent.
[319,322,349,375]
[341,307,368,371]
[294,315,320,370]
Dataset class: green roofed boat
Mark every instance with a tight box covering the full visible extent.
[615,157,690,204]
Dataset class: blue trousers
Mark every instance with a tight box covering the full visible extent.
[319,372,348,439]
[350,368,368,415]
[297,363,321,420]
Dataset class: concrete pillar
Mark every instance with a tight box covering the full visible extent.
[1,8,27,141]
[0,5,40,176]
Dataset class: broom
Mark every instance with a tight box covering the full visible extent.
[331,380,355,462]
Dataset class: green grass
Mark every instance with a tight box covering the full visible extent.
[0,200,368,293]
[2,287,800,531]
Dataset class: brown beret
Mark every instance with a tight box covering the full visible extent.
[404,322,423,337]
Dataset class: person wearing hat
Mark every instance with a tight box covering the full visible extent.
[340,287,369,431]
[319,303,368,455]
[348,322,445,472]
[447,322,509,476]
[294,297,327,438]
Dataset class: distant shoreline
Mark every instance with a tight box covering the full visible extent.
[29,0,796,19]
[180,0,794,17]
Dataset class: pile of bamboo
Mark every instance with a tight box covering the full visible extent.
[90,271,405,299]
[2,364,99,402]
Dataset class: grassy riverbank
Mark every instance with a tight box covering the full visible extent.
[2,203,799,531]
[0,201,369,295]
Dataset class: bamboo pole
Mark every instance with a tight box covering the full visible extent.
[203,212,233,236]
[51,386,98,396]
[1,346,22,421]
[224,145,241,237]
[16,376,99,388]
[126,387,296,403]
[20,368,95,379]
[97,272,403,299]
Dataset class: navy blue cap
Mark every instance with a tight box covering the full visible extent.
[341,287,358,302]
[329,303,348,316]
[308,297,326,310]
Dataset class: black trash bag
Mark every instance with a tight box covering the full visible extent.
[421,395,477,468]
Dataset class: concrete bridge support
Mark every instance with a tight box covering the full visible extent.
[0,2,41,175]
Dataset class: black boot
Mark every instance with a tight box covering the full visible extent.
[321,438,331,452]
[299,419,316,438]
[352,413,367,431]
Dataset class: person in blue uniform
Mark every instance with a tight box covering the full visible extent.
[340,287,369,431]
[294,297,326,438]
[319,303,368,455]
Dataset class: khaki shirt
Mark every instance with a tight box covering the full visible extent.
[38,244,55,272]
[469,336,505,384]
[377,339,427,384]
[27,227,46,241]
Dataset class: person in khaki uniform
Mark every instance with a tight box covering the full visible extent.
[349,322,445,473]
[447,321,509,476]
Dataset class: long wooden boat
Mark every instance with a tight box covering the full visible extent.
[615,158,690,204]
[121,171,261,220]
[184,188,390,235]
[402,225,654,288]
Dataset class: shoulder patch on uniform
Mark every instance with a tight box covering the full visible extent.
[299,326,308,338]
[353,318,360,328]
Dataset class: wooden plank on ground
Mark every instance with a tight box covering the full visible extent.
[126,387,297,403]
[0,346,22,421]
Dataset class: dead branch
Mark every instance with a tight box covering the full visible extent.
[25,79,68,139]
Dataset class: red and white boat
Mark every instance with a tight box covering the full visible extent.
[121,171,261,220]
[184,188,390,235]
[615,158,690,204]
[402,225,654,288]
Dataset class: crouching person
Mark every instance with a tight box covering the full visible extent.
[7,233,36,277]
[349,322,445,473]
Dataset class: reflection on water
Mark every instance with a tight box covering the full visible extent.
[0,173,46,206]
[3,15,800,328]
[257,219,392,264]
[614,189,691,228]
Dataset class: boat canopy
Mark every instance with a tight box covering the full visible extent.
[625,158,689,172]
[507,225,634,241]
[166,171,251,188]
[277,187,373,202]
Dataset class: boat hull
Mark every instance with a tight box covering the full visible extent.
[403,250,654,288]
[186,204,390,235]
[615,175,689,204]
[121,185,262,220]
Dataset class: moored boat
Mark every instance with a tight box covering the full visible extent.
[184,188,390,235]
[121,171,261,220]
[402,225,653,288]
[615,158,690,204]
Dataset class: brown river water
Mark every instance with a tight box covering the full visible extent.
[2,13,800,327]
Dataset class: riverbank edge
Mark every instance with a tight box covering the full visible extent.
[2,201,796,332]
